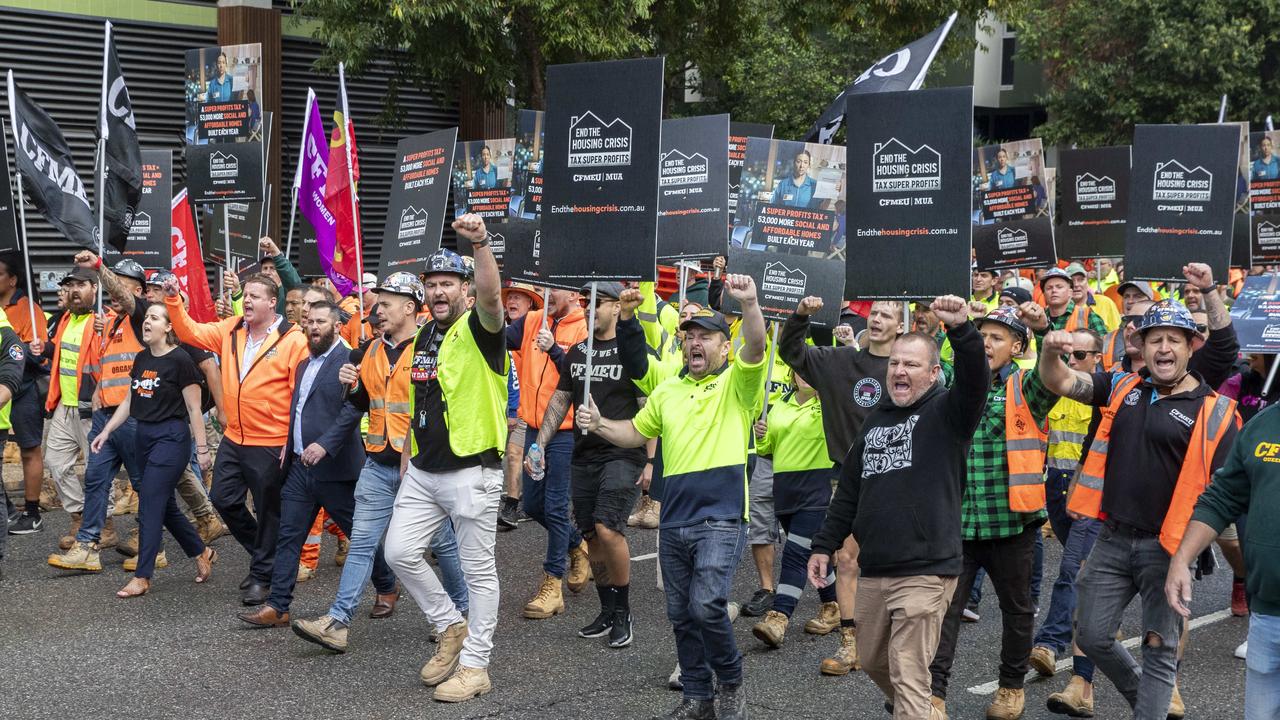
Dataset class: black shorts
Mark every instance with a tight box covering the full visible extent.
[10,382,43,449]
[571,458,643,536]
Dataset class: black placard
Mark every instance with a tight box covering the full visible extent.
[972,138,1055,271]
[512,110,545,220]
[185,141,263,204]
[0,123,18,254]
[1125,124,1240,282]
[1217,122,1252,268]
[844,86,972,300]
[1058,146,1130,259]
[491,218,579,291]
[204,200,264,259]
[379,128,457,277]
[729,121,773,223]
[452,138,515,222]
[105,149,172,269]
[1230,274,1280,352]
[540,58,663,283]
[195,101,252,143]
[657,114,729,261]
[1250,131,1280,264]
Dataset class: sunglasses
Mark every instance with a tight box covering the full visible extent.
[1071,350,1100,360]
[1121,315,1142,326]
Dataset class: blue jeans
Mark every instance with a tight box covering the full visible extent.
[329,458,467,624]
[660,518,747,701]
[78,409,141,543]
[522,429,582,578]
[1034,470,1101,669]
[1247,612,1280,720]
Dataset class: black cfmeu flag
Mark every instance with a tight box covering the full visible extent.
[6,71,97,250]
[804,12,957,144]
[98,21,142,252]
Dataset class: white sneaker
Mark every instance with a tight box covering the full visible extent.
[962,607,980,622]
[1235,640,1248,659]
[668,662,682,691]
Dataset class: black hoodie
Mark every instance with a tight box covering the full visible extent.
[811,321,988,577]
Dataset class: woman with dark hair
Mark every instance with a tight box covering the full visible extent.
[92,303,216,597]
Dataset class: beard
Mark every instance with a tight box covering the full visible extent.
[308,329,336,356]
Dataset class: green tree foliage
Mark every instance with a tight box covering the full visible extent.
[1008,0,1280,145]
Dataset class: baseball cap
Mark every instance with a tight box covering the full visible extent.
[1116,280,1156,300]
[501,282,544,310]
[1064,262,1088,277]
[60,266,98,285]
[361,272,378,289]
[1039,267,1072,288]
[582,282,625,300]
[679,307,731,336]
[1000,286,1032,306]
[1002,276,1033,293]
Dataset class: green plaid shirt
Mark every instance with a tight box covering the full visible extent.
[1040,300,1109,338]
[963,365,1057,541]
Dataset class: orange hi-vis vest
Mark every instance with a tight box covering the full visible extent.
[97,309,144,408]
[515,307,586,430]
[1062,304,1091,331]
[1101,330,1125,372]
[361,338,412,453]
[45,311,101,412]
[1005,369,1050,512]
[1068,372,1239,555]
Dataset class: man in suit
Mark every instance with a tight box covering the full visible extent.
[239,301,390,627]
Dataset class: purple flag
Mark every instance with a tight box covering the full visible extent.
[295,89,351,295]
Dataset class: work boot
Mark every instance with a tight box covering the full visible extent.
[335,536,350,566]
[98,516,119,550]
[566,541,591,593]
[112,487,138,515]
[652,699,715,719]
[819,626,860,675]
[196,514,228,544]
[1030,645,1056,677]
[47,541,101,572]
[741,588,774,617]
[498,495,520,531]
[523,573,565,619]
[752,610,789,648]
[118,527,139,557]
[1232,577,1249,617]
[433,665,492,703]
[715,683,748,720]
[297,564,315,582]
[932,696,948,720]
[985,687,1025,720]
[804,601,841,635]
[420,621,468,686]
[1168,684,1185,720]
[39,480,60,511]
[628,495,660,529]
[1046,675,1094,717]
[291,615,349,653]
[57,512,83,551]
[627,495,652,527]
[123,551,167,571]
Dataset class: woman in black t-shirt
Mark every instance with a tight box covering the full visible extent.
[92,303,216,597]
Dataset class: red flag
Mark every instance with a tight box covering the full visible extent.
[324,111,362,283]
[170,189,216,322]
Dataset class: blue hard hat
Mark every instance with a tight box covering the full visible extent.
[1136,299,1198,337]
[424,248,473,280]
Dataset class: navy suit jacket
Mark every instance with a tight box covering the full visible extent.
[285,343,365,481]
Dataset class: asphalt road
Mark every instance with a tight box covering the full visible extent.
[0,510,1248,719]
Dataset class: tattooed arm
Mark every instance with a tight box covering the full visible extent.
[1038,330,1099,404]
[535,389,573,448]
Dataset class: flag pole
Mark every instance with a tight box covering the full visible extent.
[96,21,111,317]
[582,281,598,435]
[338,63,366,340]
[6,71,37,334]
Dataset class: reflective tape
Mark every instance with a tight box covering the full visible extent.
[100,377,131,388]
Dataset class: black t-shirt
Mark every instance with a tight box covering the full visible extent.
[556,335,646,465]
[1089,371,1237,533]
[410,311,507,472]
[129,346,202,423]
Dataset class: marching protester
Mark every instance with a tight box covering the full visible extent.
[166,270,309,606]
[498,281,541,531]
[293,273,466,652]
[382,215,506,703]
[809,294,986,720]
[1038,263,1240,720]
[0,251,49,536]
[779,297,904,675]
[577,274,766,720]
[1033,267,1109,337]
[0,304,29,577]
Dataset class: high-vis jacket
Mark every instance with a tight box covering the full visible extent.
[0,312,17,429]
[45,311,100,413]
[1045,395,1094,471]
[361,339,412,454]
[1062,304,1092,331]
[1005,369,1049,513]
[1100,330,1125,372]
[514,306,585,431]
[166,295,308,446]
[1068,372,1239,555]
[96,309,144,408]
[408,310,509,458]
[636,281,680,360]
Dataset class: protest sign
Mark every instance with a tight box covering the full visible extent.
[512,110,545,219]
[379,128,456,277]
[1058,146,1130,260]
[844,86,972,300]
[540,58,663,284]
[1125,124,1239,282]
[729,121,773,223]
[972,138,1055,271]
[104,149,172,269]
[452,138,515,221]
[1250,130,1280,264]
[183,43,264,204]
[657,114,729,261]
[1230,273,1280,353]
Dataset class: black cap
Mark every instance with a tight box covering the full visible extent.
[999,286,1032,306]
[679,307,732,336]
[582,281,625,300]
[60,266,98,285]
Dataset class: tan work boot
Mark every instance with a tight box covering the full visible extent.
[1046,675,1094,717]
[123,551,167,572]
[98,517,119,550]
[1030,645,1056,677]
[523,573,565,619]
[112,487,138,515]
[819,625,860,675]
[1168,684,1185,720]
[752,609,789,648]
[47,541,102,572]
[566,541,591,593]
[628,496,660,529]
[291,614,349,653]
[433,665,492,703]
[932,696,949,720]
[627,495,652,527]
[420,621,469,686]
[39,480,61,511]
[297,564,316,582]
[986,687,1025,720]
[118,527,139,557]
[58,512,83,551]
[336,536,350,566]
[804,601,841,635]
[196,514,228,543]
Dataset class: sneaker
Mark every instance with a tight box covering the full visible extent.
[608,609,633,648]
[297,564,316,582]
[579,609,614,638]
[420,621,468,686]
[433,665,492,703]
[668,662,683,691]
[752,609,789,648]
[1232,577,1249,617]
[292,615,349,653]
[1047,675,1094,717]
[47,541,102,572]
[498,495,520,531]
[1030,645,1057,677]
[523,573,565,619]
[1235,640,1249,659]
[741,588,774,617]
[986,687,1024,720]
[335,536,350,566]
[804,601,841,635]
[123,551,167,572]
[819,626,860,675]
[962,603,980,622]
[566,541,592,593]
[652,698,715,719]
[715,683,748,720]
[7,510,42,535]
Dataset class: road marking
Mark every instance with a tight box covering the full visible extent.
[631,552,657,562]
[966,608,1234,695]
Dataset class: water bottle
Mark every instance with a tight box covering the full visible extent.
[527,442,546,481]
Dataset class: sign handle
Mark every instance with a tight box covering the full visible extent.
[541,287,550,332]
[283,185,298,262]
[1265,352,1280,397]
[222,203,232,284]
[582,281,597,435]
[759,322,780,423]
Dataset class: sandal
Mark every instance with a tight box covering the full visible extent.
[117,577,150,598]
[195,547,218,583]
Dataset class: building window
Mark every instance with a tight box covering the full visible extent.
[1000,35,1016,89]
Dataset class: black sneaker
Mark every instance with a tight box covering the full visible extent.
[578,609,613,638]
[498,496,519,531]
[608,610,633,648]
[741,588,774,617]
[716,683,748,720]
[8,511,42,535]
[651,699,715,720]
